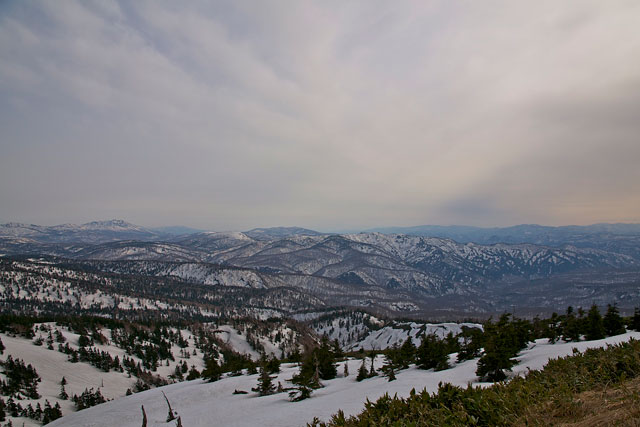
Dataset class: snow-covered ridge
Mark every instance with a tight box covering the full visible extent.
[0,319,306,426]
[311,312,481,351]
[47,332,640,427]
[0,219,163,244]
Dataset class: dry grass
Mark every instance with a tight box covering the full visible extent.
[517,377,640,426]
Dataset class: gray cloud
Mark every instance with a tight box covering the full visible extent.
[1,0,639,230]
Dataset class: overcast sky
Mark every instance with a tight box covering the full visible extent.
[1,1,639,231]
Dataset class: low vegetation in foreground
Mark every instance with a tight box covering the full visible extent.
[314,339,640,426]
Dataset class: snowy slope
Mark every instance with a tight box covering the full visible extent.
[0,320,303,426]
[0,331,137,427]
[312,312,481,350]
[48,332,640,427]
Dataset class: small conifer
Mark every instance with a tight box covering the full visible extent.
[585,305,606,341]
[252,367,276,396]
[603,304,626,336]
[356,359,368,382]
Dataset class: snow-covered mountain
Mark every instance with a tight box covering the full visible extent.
[368,223,640,259]
[1,221,639,315]
[310,311,481,351]
[0,220,165,244]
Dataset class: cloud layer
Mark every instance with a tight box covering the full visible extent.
[1,1,639,230]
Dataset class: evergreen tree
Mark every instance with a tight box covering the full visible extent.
[603,304,626,336]
[584,305,606,341]
[296,338,337,382]
[631,307,640,332]
[288,376,313,402]
[457,326,484,362]
[356,359,368,382]
[0,397,5,422]
[72,388,106,410]
[252,367,276,396]
[6,397,18,417]
[59,383,69,400]
[444,332,460,354]
[186,365,200,380]
[416,334,449,371]
[397,337,416,369]
[476,314,529,382]
[561,306,581,342]
[380,361,396,382]
[545,312,562,343]
[387,366,396,381]
[343,361,349,377]
[0,355,41,398]
[42,400,62,424]
[202,358,222,382]
[262,355,280,374]
[0,337,4,355]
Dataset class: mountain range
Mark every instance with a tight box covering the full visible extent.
[1,219,639,317]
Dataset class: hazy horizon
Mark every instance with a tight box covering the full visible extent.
[2,217,640,235]
[2,1,639,231]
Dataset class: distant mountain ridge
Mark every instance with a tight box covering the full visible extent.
[365,223,640,259]
[2,220,639,316]
[367,223,640,242]
[0,219,163,244]
[244,226,324,240]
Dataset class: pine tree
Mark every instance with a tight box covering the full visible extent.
[585,305,606,341]
[42,400,62,424]
[631,307,640,332]
[59,383,69,400]
[381,361,396,382]
[387,366,396,381]
[252,367,276,396]
[343,361,349,377]
[416,334,449,371]
[186,365,200,380]
[603,304,626,336]
[397,337,416,369]
[476,314,529,382]
[296,338,337,382]
[264,355,280,374]
[202,358,222,382]
[457,326,484,362]
[444,332,460,354]
[356,359,368,382]
[288,376,312,402]
[546,312,561,343]
[561,306,581,342]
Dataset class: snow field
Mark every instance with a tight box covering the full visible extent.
[48,331,640,427]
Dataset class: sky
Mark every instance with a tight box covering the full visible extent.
[1,1,640,231]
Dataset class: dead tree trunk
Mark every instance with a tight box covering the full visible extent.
[141,405,147,427]
[163,391,176,421]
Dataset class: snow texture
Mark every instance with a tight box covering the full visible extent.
[48,332,640,427]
